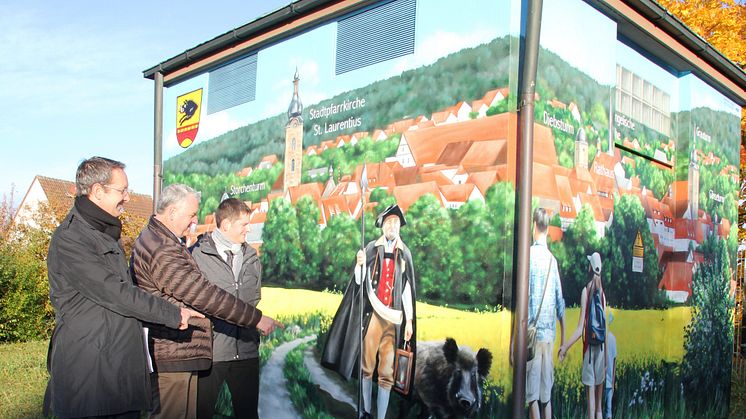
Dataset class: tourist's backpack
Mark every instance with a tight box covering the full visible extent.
[585,285,606,347]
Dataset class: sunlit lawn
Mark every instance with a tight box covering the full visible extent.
[0,339,48,419]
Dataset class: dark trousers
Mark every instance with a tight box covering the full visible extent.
[197,358,260,419]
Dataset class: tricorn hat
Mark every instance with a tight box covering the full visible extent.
[375,204,407,228]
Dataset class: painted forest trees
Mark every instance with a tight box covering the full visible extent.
[259,182,517,307]
[604,194,665,308]
[260,198,304,287]
[403,194,461,301]
[682,238,734,416]
[295,196,322,287]
[549,205,600,307]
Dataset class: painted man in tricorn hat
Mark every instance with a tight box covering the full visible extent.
[321,204,417,419]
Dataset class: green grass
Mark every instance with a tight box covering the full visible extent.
[0,339,48,419]
[283,340,334,419]
[3,327,746,418]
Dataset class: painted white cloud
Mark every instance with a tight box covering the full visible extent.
[393,28,496,74]
[261,59,327,119]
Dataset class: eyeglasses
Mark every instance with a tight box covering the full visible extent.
[103,184,132,195]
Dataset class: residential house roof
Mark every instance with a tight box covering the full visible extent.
[387,118,416,133]
[663,180,689,219]
[260,154,278,165]
[287,182,324,205]
[467,170,499,196]
[659,260,694,298]
[392,181,443,211]
[548,225,563,242]
[482,87,510,107]
[236,167,253,177]
[20,175,153,223]
[532,163,560,204]
[430,110,456,125]
[439,183,481,204]
[403,113,513,167]
[320,194,354,223]
[554,174,577,218]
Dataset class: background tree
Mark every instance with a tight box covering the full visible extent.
[402,194,462,301]
[295,196,322,288]
[485,182,516,306]
[681,249,734,417]
[657,0,746,146]
[657,0,745,68]
[603,194,666,308]
[451,199,493,305]
[260,198,304,286]
[319,214,359,291]
[0,201,56,342]
[549,205,600,306]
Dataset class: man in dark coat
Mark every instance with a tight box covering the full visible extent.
[44,157,204,419]
[322,204,417,419]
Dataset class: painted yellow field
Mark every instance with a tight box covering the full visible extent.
[259,287,691,389]
[560,306,691,365]
[260,287,344,318]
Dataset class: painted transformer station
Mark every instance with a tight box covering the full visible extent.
[146,0,746,417]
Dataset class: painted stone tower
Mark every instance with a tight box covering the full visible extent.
[574,126,588,170]
[284,69,303,191]
[687,143,699,220]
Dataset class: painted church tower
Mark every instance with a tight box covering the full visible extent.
[284,69,303,191]
[687,143,699,220]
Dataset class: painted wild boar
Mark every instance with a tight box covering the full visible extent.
[413,337,493,418]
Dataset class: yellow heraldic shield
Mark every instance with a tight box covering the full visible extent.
[176,88,203,148]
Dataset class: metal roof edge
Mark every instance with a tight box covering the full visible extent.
[614,0,746,104]
[142,0,335,80]
[144,0,746,104]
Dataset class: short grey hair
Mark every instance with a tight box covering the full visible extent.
[156,184,200,214]
[76,157,126,196]
[533,207,549,233]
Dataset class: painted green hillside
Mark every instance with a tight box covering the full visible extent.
[164,35,611,176]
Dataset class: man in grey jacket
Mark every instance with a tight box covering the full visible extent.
[191,198,279,419]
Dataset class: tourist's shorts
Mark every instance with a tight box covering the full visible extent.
[526,341,554,403]
[582,345,605,386]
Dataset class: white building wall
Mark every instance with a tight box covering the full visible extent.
[13,179,48,229]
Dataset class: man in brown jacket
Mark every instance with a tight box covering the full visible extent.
[131,184,281,419]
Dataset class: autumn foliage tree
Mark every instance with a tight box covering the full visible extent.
[657,0,746,155]
[658,0,745,67]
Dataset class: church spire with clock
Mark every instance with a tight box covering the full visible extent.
[284,69,303,191]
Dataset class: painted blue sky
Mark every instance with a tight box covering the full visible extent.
[0,0,289,205]
[162,0,510,161]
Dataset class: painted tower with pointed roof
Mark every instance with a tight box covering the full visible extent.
[574,127,588,169]
[284,69,303,191]
[687,143,699,220]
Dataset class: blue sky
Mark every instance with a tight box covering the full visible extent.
[0,0,289,205]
